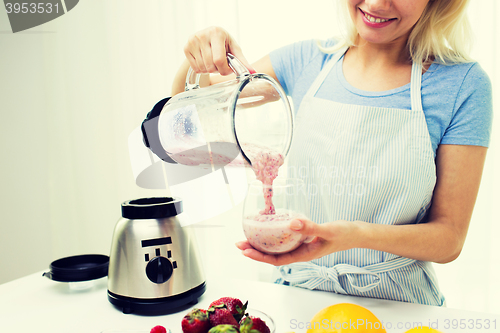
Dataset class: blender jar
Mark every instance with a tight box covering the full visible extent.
[155,54,294,168]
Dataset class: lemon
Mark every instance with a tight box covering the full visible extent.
[306,303,386,333]
[405,327,443,333]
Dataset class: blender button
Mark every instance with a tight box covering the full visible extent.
[144,253,150,262]
[167,250,172,258]
[155,248,160,256]
[173,261,177,269]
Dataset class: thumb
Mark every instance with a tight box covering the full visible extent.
[289,218,321,236]
[227,43,256,74]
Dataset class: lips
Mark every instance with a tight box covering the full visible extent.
[359,8,396,26]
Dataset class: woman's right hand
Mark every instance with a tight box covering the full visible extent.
[184,26,255,76]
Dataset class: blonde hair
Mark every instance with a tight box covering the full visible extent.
[320,0,473,65]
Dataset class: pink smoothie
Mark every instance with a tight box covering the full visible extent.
[167,141,244,167]
[241,143,284,214]
[242,209,307,254]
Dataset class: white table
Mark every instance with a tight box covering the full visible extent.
[0,271,498,333]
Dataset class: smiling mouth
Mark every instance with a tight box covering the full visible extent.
[360,8,396,23]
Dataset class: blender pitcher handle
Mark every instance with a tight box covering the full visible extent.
[185,66,201,91]
[227,53,251,78]
[185,53,251,91]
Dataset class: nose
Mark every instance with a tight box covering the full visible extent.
[363,0,392,12]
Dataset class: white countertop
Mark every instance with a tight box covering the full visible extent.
[0,271,499,333]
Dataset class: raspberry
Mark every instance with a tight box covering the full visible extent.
[151,325,167,333]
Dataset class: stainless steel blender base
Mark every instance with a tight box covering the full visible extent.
[107,281,206,314]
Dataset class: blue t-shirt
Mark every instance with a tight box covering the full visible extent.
[270,39,493,155]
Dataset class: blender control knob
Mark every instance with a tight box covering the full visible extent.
[145,256,173,284]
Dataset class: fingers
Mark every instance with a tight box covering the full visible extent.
[289,218,323,237]
[184,26,251,76]
[235,240,252,250]
[226,41,256,74]
[235,241,284,265]
[240,247,302,266]
[184,32,210,73]
[237,221,356,267]
[236,238,324,266]
[210,38,233,75]
[184,27,229,75]
[303,235,316,243]
[235,240,289,265]
[199,41,215,73]
[185,46,207,73]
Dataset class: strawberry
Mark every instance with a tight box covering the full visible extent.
[208,307,240,328]
[239,316,270,333]
[150,326,167,333]
[181,308,211,333]
[209,297,247,322]
[208,324,239,333]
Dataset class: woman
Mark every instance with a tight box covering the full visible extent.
[171,0,492,306]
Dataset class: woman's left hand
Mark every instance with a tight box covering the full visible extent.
[235,218,362,266]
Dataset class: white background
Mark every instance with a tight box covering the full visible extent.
[0,0,498,314]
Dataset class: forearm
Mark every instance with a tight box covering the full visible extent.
[355,218,464,264]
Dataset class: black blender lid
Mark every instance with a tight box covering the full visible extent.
[43,254,109,282]
[121,197,183,219]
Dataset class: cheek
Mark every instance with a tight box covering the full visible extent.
[346,0,360,20]
[403,1,430,25]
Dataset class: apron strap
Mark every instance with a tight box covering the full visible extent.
[305,46,348,98]
[305,46,424,113]
[410,62,423,112]
[279,257,416,293]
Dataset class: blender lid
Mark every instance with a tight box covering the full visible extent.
[121,197,183,219]
[43,254,109,282]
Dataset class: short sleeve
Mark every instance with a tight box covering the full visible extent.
[269,40,323,96]
[440,63,493,147]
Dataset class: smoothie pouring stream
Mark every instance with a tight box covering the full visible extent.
[242,143,284,215]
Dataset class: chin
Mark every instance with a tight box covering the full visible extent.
[357,33,389,45]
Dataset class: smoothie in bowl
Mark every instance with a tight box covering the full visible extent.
[243,209,308,254]
[242,176,309,255]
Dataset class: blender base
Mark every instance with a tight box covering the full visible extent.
[107,281,206,314]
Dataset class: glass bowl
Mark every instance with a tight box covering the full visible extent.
[242,178,309,254]
[244,308,276,333]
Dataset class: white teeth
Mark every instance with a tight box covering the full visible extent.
[364,12,389,23]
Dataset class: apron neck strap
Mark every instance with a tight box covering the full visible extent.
[305,46,348,98]
[410,61,423,112]
[305,46,424,112]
